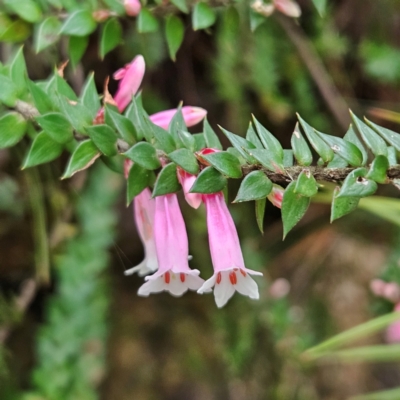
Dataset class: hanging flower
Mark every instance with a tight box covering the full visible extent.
[138,194,205,296]
[149,106,207,129]
[198,192,263,307]
[177,168,202,209]
[124,187,159,277]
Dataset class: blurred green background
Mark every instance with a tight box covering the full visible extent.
[1,0,400,399]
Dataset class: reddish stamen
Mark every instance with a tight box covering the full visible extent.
[216,272,222,284]
[164,271,170,284]
[180,273,186,282]
[240,269,247,277]
[229,271,237,285]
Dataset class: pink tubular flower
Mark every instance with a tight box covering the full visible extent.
[124,0,141,16]
[177,168,202,209]
[267,184,284,208]
[138,194,205,297]
[386,303,400,343]
[197,192,263,308]
[113,55,145,112]
[124,188,159,277]
[149,106,207,129]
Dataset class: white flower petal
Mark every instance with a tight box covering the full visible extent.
[185,274,206,291]
[214,272,235,308]
[137,276,165,296]
[235,272,260,300]
[198,275,217,294]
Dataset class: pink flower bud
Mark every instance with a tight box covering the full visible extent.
[177,168,202,209]
[149,106,207,130]
[124,0,141,16]
[273,0,301,18]
[386,303,400,343]
[370,279,386,297]
[383,282,400,303]
[267,185,284,208]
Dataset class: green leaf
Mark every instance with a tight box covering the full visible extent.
[69,35,89,68]
[291,123,313,166]
[126,163,151,205]
[283,150,294,167]
[245,148,285,173]
[86,125,118,157]
[366,118,400,151]
[234,171,272,202]
[125,97,150,141]
[55,74,78,101]
[0,112,27,148]
[388,146,397,166]
[59,98,93,132]
[101,154,124,174]
[281,180,311,238]
[106,107,137,144]
[203,118,222,150]
[0,74,18,106]
[60,10,97,37]
[337,168,378,198]
[366,155,389,184]
[178,130,195,151]
[152,163,180,197]
[250,9,266,32]
[62,139,100,179]
[4,0,42,23]
[80,73,100,119]
[297,114,334,163]
[350,387,400,400]
[168,148,199,175]
[201,151,242,178]
[35,112,73,144]
[22,132,63,168]
[190,166,227,193]
[317,132,364,167]
[100,18,122,59]
[312,0,327,16]
[165,15,184,61]
[252,116,284,161]
[152,123,176,153]
[137,8,159,33]
[294,170,318,197]
[27,80,54,114]
[343,124,368,166]
[10,46,27,93]
[327,154,348,168]
[0,19,31,43]
[123,142,161,170]
[246,122,263,149]
[220,126,257,163]
[255,198,266,234]
[331,186,360,222]
[170,0,188,13]
[168,107,186,147]
[193,133,206,151]
[350,111,388,156]
[192,2,216,30]
[34,17,61,53]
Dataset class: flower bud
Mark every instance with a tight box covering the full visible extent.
[124,0,141,17]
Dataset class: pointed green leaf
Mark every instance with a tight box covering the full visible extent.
[137,8,159,33]
[253,115,284,162]
[337,168,378,198]
[297,114,334,163]
[327,154,348,168]
[291,123,313,166]
[193,133,206,151]
[201,151,242,178]
[101,154,124,174]
[56,74,78,101]
[4,0,42,23]
[60,10,97,37]
[152,123,176,153]
[152,163,180,197]
[22,132,63,168]
[34,17,61,53]
[123,142,161,170]
[62,139,100,179]
[100,18,122,59]
[10,46,27,93]
[245,148,285,173]
[28,80,54,114]
[366,118,400,151]
[234,171,272,202]
[343,124,368,166]
[0,74,18,106]
[317,132,363,167]
[312,0,327,16]
[59,98,92,132]
[69,35,89,68]
[0,112,27,148]
[246,122,263,149]
[168,108,186,147]
[282,180,311,238]
[165,15,184,61]
[388,146,397,166]
[350,111,388,156]
[283,150,294,167]
[331,186,360,222]
[250,9,266,32]
[255,198,266,234]
[220,126,257,163]
[204,118,222,150]
[35,112,73,144]
[294,170,318,197]
[192,2,216,30]
[178,130,195,151]
[366,155,389,183]
[168,148,199,175]
[125,97,151,141]
[126,163,151,205]
[171,0,188,13]
[106,107,137,144]
[0,19,31,43]
[80,73,100,119]
[86,124,118,157]
[190,166,227,193]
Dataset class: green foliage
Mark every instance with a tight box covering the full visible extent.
[192,2,216,31]
[234,171,272,202]
[165,15,184,61]
[152,162,180,196]
[0,112,26,148]
[191,166,227,193]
